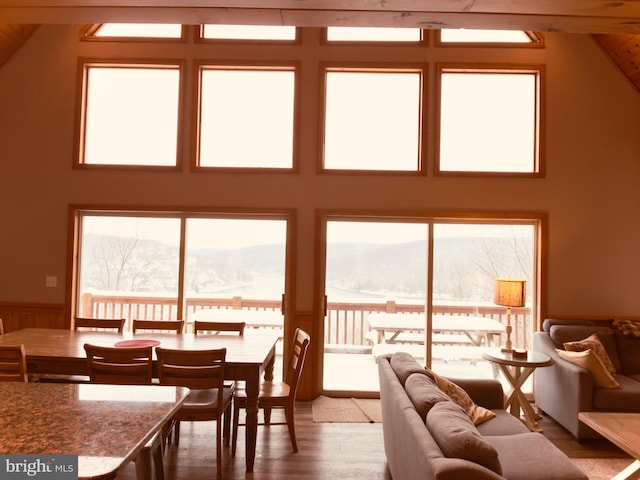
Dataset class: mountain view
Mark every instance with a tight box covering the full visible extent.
[80,233,532,304]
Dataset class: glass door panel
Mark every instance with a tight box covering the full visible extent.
[432,223,535,388]
[77,215,181,330]
[183,218,286,355]
[324,220,428,393]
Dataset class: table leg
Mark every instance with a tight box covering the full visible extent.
[244,367,260,473]
[499,365,542,432]
[134,450,152,480]
[244,344,277,472]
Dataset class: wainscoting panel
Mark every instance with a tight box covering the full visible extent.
[0,302,66,332]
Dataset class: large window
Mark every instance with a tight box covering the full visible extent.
[437,66,542,175]
[322,67,424,172]
[196,65,297,170]
[78,62,183,168]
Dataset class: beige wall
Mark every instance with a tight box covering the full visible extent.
[0,26,639,319]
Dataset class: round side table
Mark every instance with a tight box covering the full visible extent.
[481,349,553,432]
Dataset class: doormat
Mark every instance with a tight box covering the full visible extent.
[312,396,382,423]
[570,458,634,480]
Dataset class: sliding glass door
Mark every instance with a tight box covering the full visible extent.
[75,211,288,340]
[321,216,538,394]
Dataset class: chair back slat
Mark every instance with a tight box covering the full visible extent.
[84,344,153,384]
[0,344,28,382]
[284,328,311,390]
[75,317,125,332]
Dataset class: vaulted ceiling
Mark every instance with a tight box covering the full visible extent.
[0,1,639,91]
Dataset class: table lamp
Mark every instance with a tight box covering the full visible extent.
[494,278,526,353]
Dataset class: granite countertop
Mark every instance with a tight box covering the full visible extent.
[0,382,188,479]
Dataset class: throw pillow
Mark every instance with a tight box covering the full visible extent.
[564,333,617,374]
[426,401,502,475]
[613,319,640,338]
[434,373,496,425]
[556,349,621,388]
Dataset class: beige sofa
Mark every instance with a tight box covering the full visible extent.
[378,352,586,480]
[534,317,640,439]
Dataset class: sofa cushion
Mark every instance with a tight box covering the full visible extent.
[550,324,621,371]
[564,333,617,374]
[475,410,531,436]
[614,331,640,374]
[426,401,502,475]
[556,349,621,388]
[434,373,496,426]
[593,374,640,410]
[390,352,434,386]
[542,318,611,334]
[404,372,450,421]
[486,433,587,480]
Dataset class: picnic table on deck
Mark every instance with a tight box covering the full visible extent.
[367,313,506,363]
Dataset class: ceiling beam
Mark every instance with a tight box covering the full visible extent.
[0,1,639,34]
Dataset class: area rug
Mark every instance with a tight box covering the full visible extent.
[570,458,634,480]
[312,396,382,423]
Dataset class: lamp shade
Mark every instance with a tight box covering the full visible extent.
[494,278,526,307]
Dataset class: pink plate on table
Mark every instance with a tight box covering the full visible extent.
[114,339,161,348]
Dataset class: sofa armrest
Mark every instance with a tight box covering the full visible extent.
[533,332,596,438]
[447,377,505,410]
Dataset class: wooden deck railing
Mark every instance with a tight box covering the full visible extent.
[80,292,532,349]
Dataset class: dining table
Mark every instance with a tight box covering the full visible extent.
[0,327,280,473]
[0,381,188,480]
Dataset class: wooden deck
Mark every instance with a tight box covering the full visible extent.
[323,351,499,394]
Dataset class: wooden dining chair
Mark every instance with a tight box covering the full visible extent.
[40,317,126,384]
[0,318,4,335]
[75,317,126,332]
[231,328,310,456]
[156,347,233,474]
[194,321,245,336]
[83,343,162,480]
[133,319,184,334]
[84,343,154,385]
[0,344,28,383]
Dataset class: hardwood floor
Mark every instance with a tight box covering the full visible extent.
[118,401,391,480]
[535,410,631,460]
[116,402,629,480]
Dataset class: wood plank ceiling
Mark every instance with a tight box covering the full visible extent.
[0,1,639,91]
